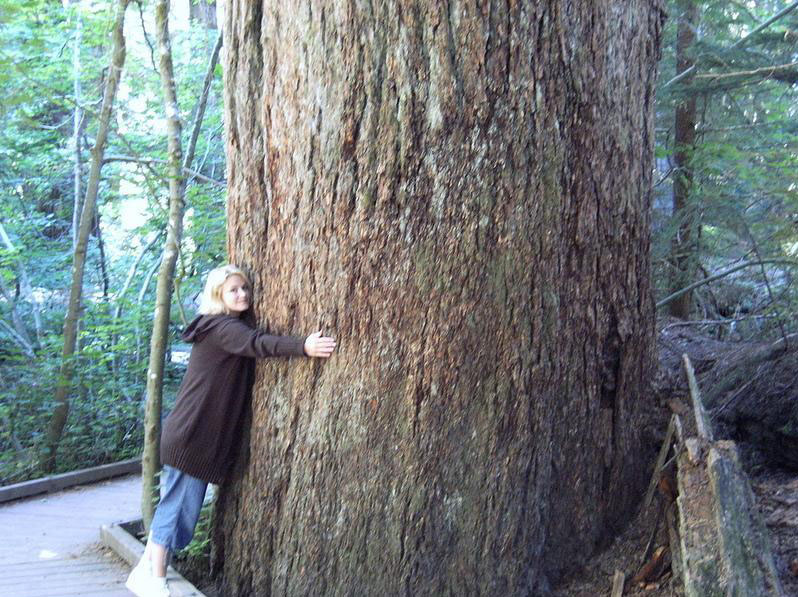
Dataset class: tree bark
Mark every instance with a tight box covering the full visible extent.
[42,0,130,473]
[668,0,699,320]
[215,1,662,594]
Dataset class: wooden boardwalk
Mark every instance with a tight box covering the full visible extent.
[0,474,142,597]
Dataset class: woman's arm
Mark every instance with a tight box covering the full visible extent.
[215,317,335,359]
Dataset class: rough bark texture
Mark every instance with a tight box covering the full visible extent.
[215,2,663,595]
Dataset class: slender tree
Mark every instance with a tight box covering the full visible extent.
[141,0,186,528]
[43,0,130,472]
[141,12,224,527]
[213,1,663,594]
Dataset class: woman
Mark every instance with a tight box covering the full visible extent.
[126,264,335,597]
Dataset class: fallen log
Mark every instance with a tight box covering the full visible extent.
[682,355,713,441]
[703,333,798,410]
[707,441,783,596]
[675,355,784,597]
[666,501,682,582]
[677,435,723,597]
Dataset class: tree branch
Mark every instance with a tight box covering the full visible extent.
[662,65,695,89]
[183,30,223,176]
[695,61,798,84]
[102,155,225,187]
[731,0,798,49]
[662,1,798,89]
[0,318,35,358]
[113,233,162,321]
[656,259,798,309]
[134,0,159,73]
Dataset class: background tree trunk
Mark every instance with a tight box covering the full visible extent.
[43,0,130,473]
[214,1,663,594]
[668,0,699,319]
[188,0,217,29]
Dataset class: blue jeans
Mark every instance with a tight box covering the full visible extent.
[149,465,208,552]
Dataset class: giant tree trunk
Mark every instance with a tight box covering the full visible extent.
[215,2,663,594]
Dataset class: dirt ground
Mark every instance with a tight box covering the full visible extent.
[750,462,798,596]
[552,497,682,596]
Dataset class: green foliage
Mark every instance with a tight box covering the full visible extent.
[654,0,798,333]
[0,3,226,484]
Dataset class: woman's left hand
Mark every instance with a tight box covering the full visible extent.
[304,331,336,358]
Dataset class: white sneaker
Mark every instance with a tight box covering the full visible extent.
[125,560,171,597]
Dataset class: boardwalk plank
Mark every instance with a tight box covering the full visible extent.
[0,475,140,597]
[3,561,119,580]
[0,474,207,597]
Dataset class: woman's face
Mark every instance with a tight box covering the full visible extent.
[221,274,250,314]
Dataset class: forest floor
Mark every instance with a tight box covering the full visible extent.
[555,319,798,597]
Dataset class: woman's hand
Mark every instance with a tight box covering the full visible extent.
[304,331,336,358]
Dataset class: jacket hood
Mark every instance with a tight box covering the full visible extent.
[181,313,250,343]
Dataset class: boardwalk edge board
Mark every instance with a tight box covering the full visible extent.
[101,519,208,597]
[0,458,141,504]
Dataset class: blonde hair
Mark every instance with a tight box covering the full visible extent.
[197,264,252,315]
